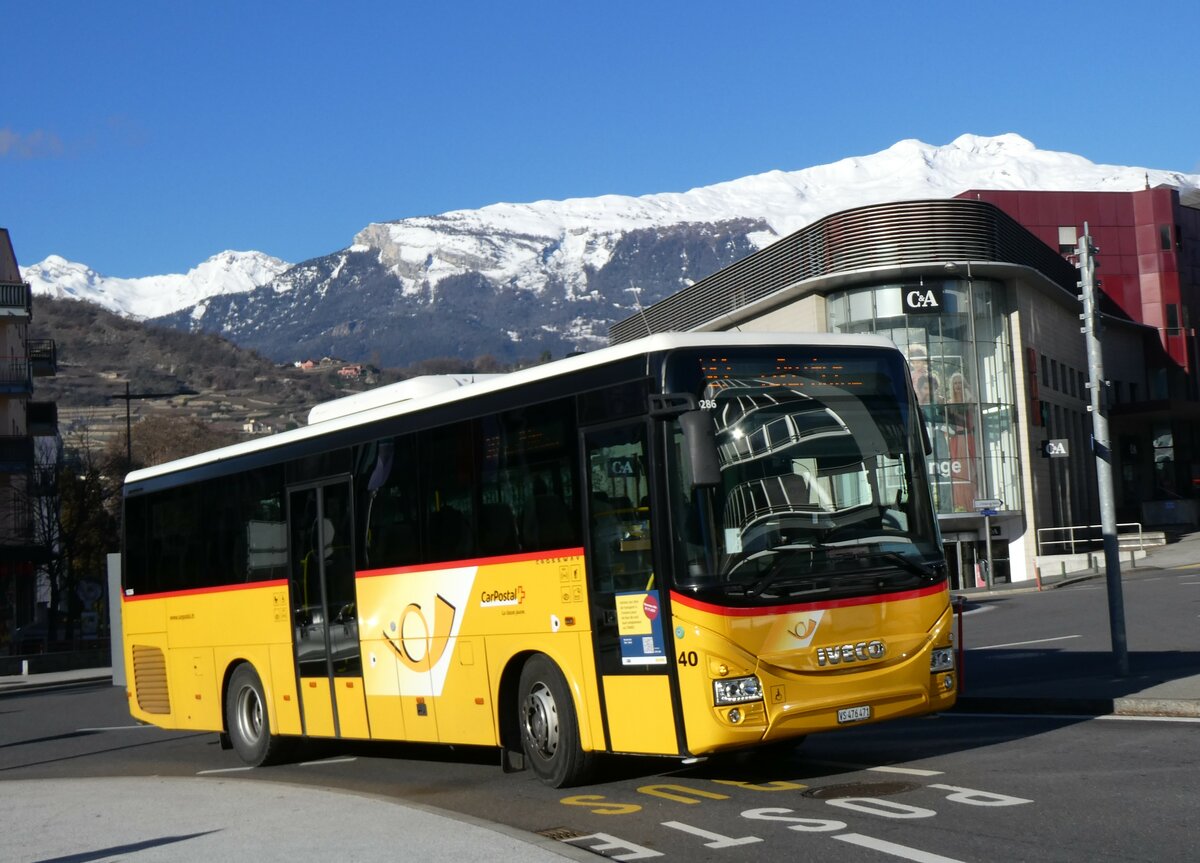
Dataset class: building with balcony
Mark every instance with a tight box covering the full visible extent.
[0,228,59,652]
[610,188,1200,588]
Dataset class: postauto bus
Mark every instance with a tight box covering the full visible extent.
[120,332,955,787]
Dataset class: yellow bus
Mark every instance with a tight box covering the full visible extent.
[121,332,956,787]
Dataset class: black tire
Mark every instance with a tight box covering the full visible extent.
[518,655,593,787]
[225,664,289,766]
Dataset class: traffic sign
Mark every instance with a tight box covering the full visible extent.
[979,508,998,518]
[973,498,1003,511]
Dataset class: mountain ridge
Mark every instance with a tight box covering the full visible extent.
[22,134,1200,367]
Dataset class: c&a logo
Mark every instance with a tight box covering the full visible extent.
[480,586,526,608]
[902,285,944,315]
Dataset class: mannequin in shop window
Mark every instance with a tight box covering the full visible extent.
[946,371,977,512]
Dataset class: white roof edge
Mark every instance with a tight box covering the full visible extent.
[306,374,506,424]
[125,331,901,485]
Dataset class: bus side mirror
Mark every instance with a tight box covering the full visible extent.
[679,410,721,487]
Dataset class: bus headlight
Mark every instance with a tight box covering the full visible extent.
[713,675,763,705]
[930,647,955,673]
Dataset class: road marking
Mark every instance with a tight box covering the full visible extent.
[299,756,358,766]
[1178,580,1200,585]
[661,821,762,848]
[869,766,944,777]
[197,766,253,774]
[1097,715,1200,724]
[971,634,1081,650]
[834,833,966,862]
[801,760,943,776]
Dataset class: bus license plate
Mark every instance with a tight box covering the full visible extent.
[837,705,871,724]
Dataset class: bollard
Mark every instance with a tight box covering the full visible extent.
[21,659,29,676]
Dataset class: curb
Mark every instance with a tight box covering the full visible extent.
[952,694,1200,719]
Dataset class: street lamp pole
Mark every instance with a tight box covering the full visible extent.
[1077,224,1129,677]
[113,382,197,470]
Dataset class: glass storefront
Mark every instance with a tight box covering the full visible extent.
[827,279,1021,517]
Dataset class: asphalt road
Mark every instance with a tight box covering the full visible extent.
[3,681,1198,863]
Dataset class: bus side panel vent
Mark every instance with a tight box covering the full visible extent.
[132,644,172,715]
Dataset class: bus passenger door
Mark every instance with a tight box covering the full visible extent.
[582,422,680,756]
[288,480,368,739]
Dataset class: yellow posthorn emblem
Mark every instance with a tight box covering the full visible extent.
[788,618,818,640]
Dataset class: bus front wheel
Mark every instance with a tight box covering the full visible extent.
[225,664,288,766]
[518,655,592,787]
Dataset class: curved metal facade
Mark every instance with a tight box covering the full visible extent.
[610,198,1078,343]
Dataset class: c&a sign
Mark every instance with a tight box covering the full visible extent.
[902,284,944,315]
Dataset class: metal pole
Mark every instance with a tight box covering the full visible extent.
[125,381,132,468]
[1078,224,1129,676]
[983,512,994,589]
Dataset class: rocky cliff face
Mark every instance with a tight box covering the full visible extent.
[156,218,766,366]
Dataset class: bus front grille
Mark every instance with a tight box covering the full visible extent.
[132,645,172,715]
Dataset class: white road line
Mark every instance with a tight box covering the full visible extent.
[869,766,944,777]
[299,756,358,766]
[197,766,253,774]
[834,833,966,862]
[803,760,944,776]
[970,634,1081,650]
[1097,715,1200,724]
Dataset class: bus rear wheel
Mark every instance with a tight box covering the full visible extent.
[225,664,288,766]
[518,655,592,787]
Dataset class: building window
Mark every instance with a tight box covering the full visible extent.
[1167,304,1180,333]
[1160,225,1172,251]
[1058,226,1078,255]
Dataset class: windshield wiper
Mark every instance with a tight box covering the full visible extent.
[854,551,943,580]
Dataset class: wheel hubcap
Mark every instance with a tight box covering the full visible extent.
[236,685,263,744]
[523,681,559,758]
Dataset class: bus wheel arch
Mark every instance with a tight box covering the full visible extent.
[223,661,290,767]
[515,653,593,787]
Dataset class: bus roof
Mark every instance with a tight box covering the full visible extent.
[124,331,901,485]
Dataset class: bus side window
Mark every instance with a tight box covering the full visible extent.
[357,435,422,569]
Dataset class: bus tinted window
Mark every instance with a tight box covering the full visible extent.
[356,397,581,570]
[124,465,286,595]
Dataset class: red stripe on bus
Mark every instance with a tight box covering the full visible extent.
[357,547,586,579]
[122,579,290,602]
[669,583,946,616]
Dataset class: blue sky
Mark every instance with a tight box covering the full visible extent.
[5,1,1199,277]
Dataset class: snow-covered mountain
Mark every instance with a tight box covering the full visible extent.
[23,250,290,319]
[23,134,1200,366]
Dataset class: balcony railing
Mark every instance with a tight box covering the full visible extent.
[0,359,31,394]
[28,339,57,377]
[0,282,32,317]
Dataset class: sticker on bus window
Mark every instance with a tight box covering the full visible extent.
[616,590,667,665]
[725,528,743,554]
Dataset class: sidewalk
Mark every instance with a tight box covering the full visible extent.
[950,527,1200,719]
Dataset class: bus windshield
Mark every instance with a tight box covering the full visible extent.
[663,347,943,605]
